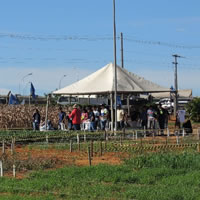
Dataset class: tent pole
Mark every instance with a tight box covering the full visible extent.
[110,93,114,133]
[45,95,49,130]
[127,95,130,116]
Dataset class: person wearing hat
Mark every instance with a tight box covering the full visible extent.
[68,104,81,130]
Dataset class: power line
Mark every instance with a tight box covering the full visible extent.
[0,32,200,49]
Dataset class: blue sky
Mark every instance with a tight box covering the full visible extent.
[0,0,200,96]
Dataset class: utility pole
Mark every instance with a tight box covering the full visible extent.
[120,32,124,68]
[113,0,117,131]
[172,54,181,117]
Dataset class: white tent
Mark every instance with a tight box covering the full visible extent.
[53,63,169,95]
[152,89,192,99]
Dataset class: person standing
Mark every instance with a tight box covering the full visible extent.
[93,106,100,130]
[58,107,66,130]
[140,106,147,129]
[100,104,108,130]
[147,106,155,129]
[177,109,186,128]
[117,105,125,130]
[157,104,165,135]
[88,107,95,131]
[33,108,40,131]
[68,104,81,130]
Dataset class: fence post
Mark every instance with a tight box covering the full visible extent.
[120,134,122,146]
[46,135,49,143]
[104,130,108,141]
[152,131,155,144]
[13,164,16,178]
[91,140,93,157]
[182,128,185,137]
[11,142,13,155]
[135,130,138,140]
[77,134,80,144]
[84,134,87,142]
[70,140,72,153]
[12,137,15,149]
[197,128,200,140]
[140,137,143,147]
[0,161,3,177]
[197,143,200,152]
[100,141,102,156]
[77,134,80,151]
[104,141,107,152]
[123,127,125,139]
[88,147,92,166]
[2,140,5,154]
[144,127,146,138]
[167,128,170,137]
[176,134,179,145]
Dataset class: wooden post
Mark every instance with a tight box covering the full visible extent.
[123,127,125,139]
[70,140,72,153]
[120,135,122,146]
[0,161,3,177]
[140,137,143,147]
[11,142,13,155]
[104,130,108,141]
[46,135,49,143]
[166,136,168,145]
[100,141,103,156]
[91,140,93,157]
[88,147,92,166]
[135,130,138,140]
[77,134,80,144]
[13,164,16,178]
[11,137,15,155]
[2,140,5,154]
[144,127,146,138]
[77,134,80,151]
[176,134,179,145]
[197,128,200,140]
[197,143,200,152]
[104,141,107,152]
[84,134,87,142]
[167,128,170,137]
[182,129,185,137]
[152,132,155,144]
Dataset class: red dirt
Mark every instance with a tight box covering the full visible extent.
[3,146,126,179]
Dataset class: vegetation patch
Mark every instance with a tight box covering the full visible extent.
[0,152,200,199]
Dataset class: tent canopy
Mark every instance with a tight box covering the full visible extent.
[152,89,192,99]
[53,63,169,95]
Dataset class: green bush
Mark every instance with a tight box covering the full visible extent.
[186,97,200,122]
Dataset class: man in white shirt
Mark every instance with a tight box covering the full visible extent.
[117,105,125,130]
[100,104,108,130]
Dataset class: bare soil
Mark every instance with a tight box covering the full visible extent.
[3,146,126,179]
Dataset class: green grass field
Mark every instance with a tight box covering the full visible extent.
[0,151,200,199]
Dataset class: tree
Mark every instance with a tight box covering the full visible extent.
[185,97,200,122]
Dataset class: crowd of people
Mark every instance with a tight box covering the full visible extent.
[0,103,192,134]
[32,103,171,133]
